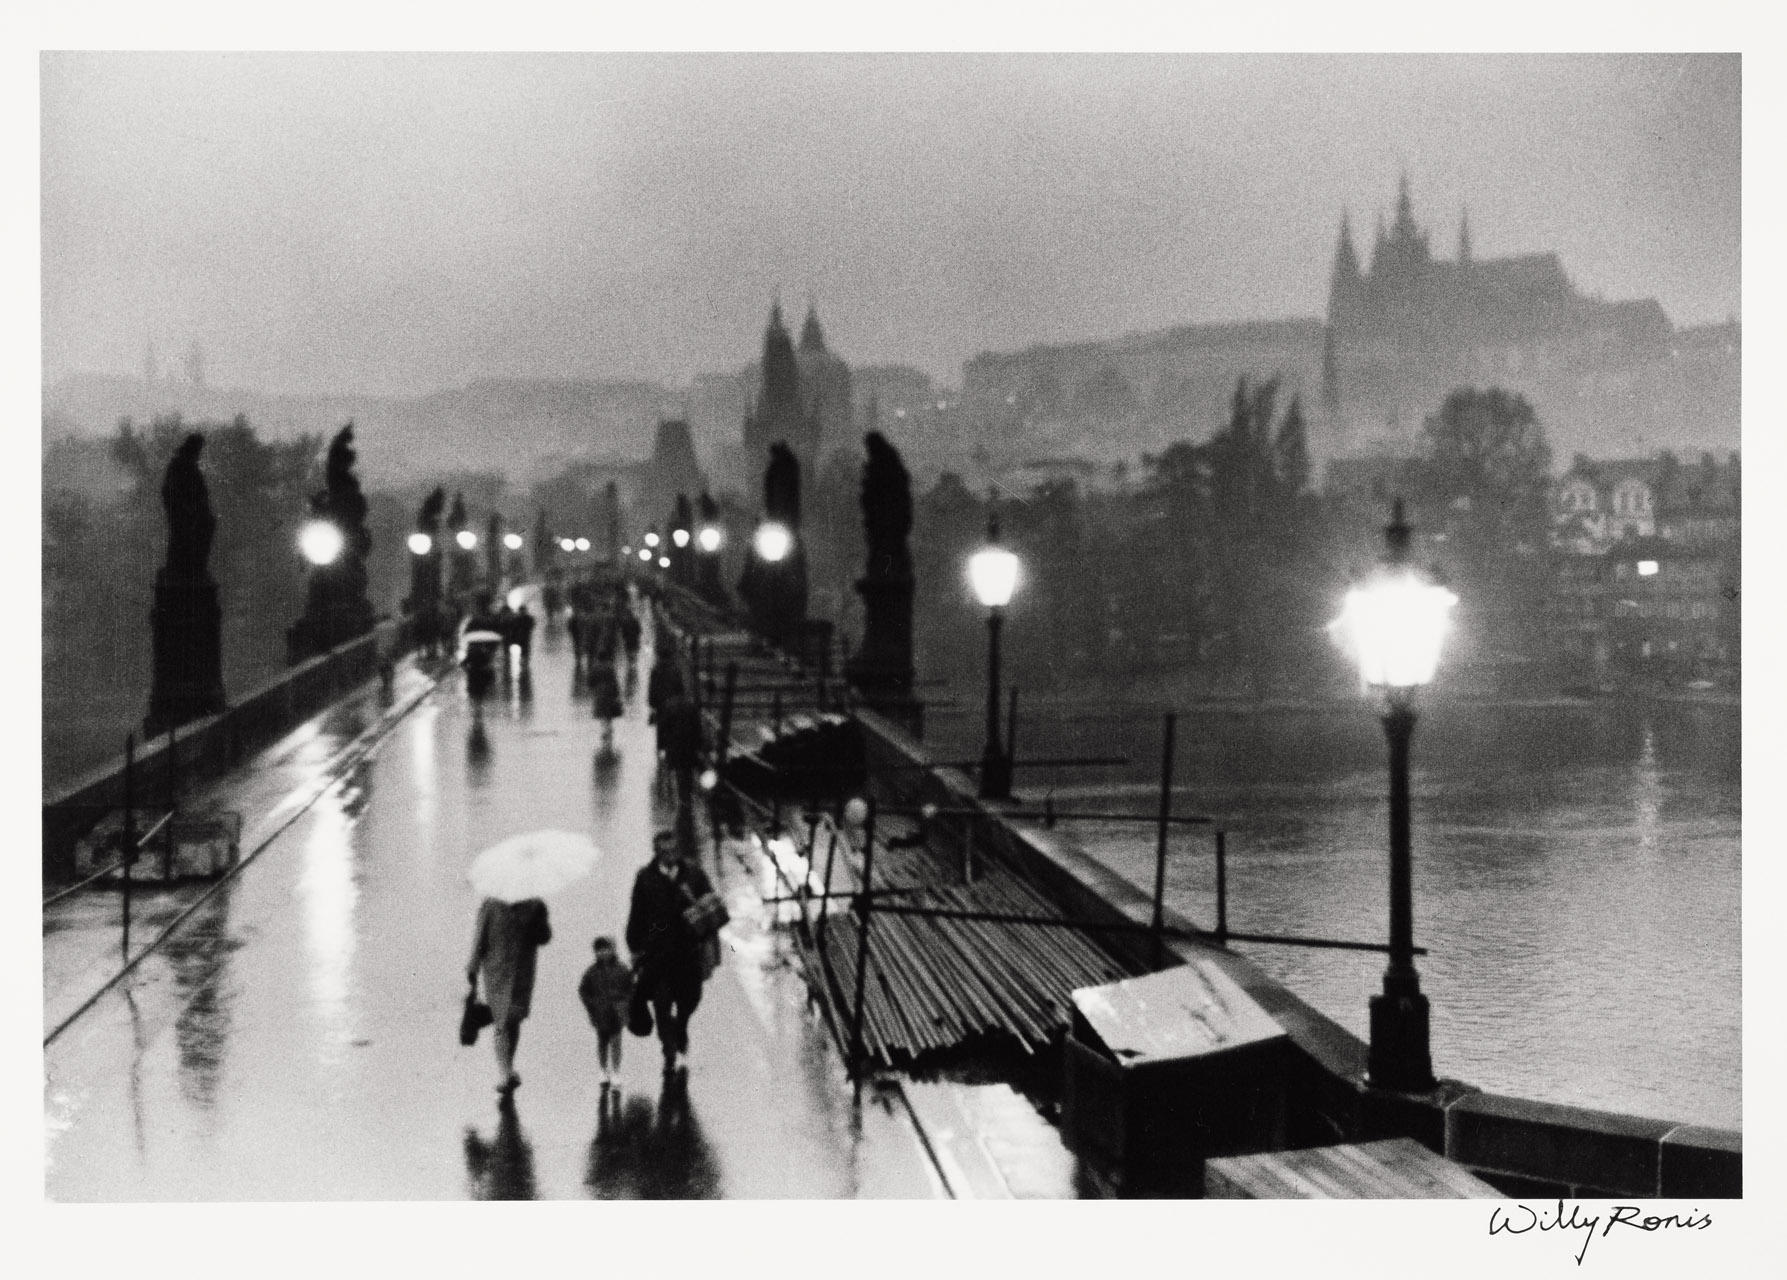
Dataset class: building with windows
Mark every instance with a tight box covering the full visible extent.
[1546,452,1739,686]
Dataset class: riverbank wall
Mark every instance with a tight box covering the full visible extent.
[851,701,1741,1198]
[42,620,403,884]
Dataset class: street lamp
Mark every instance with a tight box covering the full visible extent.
[967,497,1020,799]
[455,529,478,552]
[1328,498,1457,1094]
[672,527,691,549]
[657,555,671,570]
[406,532,433,556]
[574,537,591,552]
[503,532,524,551]
[300,519,345,566]
[698,525,723,553]
[559,537,577,554]
[754,522,792,563]
[644,529,661,550]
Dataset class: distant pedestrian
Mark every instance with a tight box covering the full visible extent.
[566,608,587,669]
[620,610,642,663]
[592,658,623,748]
[515,605,536,671]
[467,896,553,1094]
[647,651,685,723]
[577,936,632,1086]
[625,830,724,1073]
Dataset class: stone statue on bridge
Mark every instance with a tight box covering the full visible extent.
[146,432,226,734]
[845,431,921,734]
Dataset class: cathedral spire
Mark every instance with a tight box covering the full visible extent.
[1331,211,1362,285]
[1393,173,1416,236]
[761,297,799,414]
[799,301,827,353]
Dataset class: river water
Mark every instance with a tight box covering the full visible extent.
[932,695,1740,1129]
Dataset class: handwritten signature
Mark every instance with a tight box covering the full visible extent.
[1489,1200,1712,1265]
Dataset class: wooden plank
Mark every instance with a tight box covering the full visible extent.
[1206,1138,1503,1199]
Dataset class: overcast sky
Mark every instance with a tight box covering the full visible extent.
[41,52,1740,396]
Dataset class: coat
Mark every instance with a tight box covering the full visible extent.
[625,860,714,986]
[577,956,632,1033]
[468,898,552,1025]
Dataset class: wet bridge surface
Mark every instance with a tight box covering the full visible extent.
[44,590,942,1200]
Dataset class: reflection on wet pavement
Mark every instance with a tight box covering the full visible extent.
[44,589,943,1200]
[464,1099,538,1201]
[583,1072,721,1199]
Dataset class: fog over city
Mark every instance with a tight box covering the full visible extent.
[44,52,1738,398]
[38,44,1750,1224]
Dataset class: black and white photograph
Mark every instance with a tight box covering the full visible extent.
[29,24,1761,1267]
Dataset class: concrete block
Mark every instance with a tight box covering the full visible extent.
[1659,1124,1742,1198]
[1446,1092,1672,1196]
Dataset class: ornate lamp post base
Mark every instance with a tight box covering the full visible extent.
[1368,985,1435,1093]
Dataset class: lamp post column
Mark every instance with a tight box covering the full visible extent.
[1369,695,1433,1092]
[980,607,1010,799]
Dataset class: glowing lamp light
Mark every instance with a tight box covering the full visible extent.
[638,548,652,562]
[1637,560,1659,577]
[455,530,477,551]
[754,522,792,563]
[503,532,523,551]
[672,528,691,548]
[843,797,870,829]
[621,544,632,557]
[697,526,722,553]
[406,532,432,556]
[300,519,345,566]
[575,537,591,552]
[559,537,576,553]
[698,768,718,793]
[644,530,661,549]
[1330,571,1458,691]
[968,545,1020,609]
[658,556,671,569]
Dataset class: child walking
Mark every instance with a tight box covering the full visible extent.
[577,936,632,1086]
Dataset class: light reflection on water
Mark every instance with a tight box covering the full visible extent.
[938,698,1741,1129]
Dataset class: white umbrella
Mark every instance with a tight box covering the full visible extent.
[468,829,600,902]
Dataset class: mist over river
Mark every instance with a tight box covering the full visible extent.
[931,694,1740,1129]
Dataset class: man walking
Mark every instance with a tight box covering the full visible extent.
[625,830,719,1073]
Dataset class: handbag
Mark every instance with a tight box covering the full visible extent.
[627,970,655,1037]
[459,982,494,1047]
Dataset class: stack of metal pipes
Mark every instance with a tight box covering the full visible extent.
[819,871,1134,1068]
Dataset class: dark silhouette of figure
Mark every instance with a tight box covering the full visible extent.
[412,488,446,656]
[147,432,226,732]
[739,442,808,646]
[670,493,695,587]
[287,424,375,662]
[161,433,215,579]
[845,432,920,732]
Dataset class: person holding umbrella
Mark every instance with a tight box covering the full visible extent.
[465,829,599,1094]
